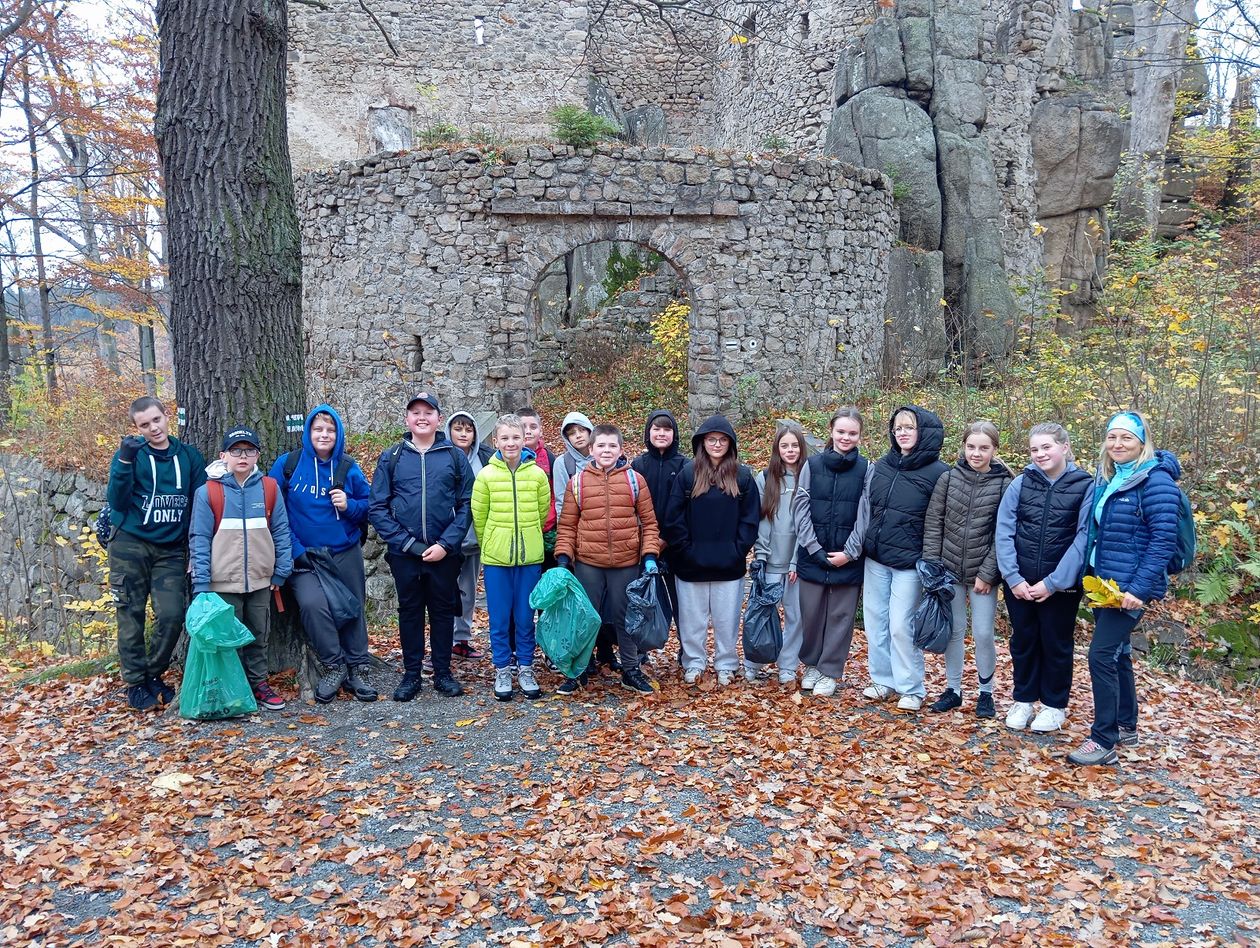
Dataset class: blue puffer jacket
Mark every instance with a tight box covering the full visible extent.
[1089,449,1182,604]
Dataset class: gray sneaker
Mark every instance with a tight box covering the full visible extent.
[494,667,514,702]
[1117,727,1139,747]
[1067,739,1118,766]
[516,664,542,700]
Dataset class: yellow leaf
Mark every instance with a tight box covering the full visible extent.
[1082,575,1125,608]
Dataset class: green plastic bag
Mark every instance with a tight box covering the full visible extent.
[179,592,258,720]
[529,568,601,679]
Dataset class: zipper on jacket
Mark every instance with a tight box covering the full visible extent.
[510,465,521,564]
[962,471,977,574]
[238,479,251,593]
[1035,476,1056,581]
[420,449,429,544]
[872,468,899,556]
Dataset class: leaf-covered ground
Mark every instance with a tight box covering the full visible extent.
[2,625,1258,947]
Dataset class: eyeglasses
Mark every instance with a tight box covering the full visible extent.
[893,426,917,434]
[227,447,260,458]
[704,436,729,446]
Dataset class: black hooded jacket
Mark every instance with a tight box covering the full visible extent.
[862,406,950,570]
[661,415,761,582]
[631,409,685,512]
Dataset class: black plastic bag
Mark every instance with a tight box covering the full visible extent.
[305,547,362,630]
[625,571,670,652]
[912,558,958,654]
[741,560,784,665]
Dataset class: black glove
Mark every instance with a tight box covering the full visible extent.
[556,554,573,571]
[118,435,145,463]
[813,548,831,566]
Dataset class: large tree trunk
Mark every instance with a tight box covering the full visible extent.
[155,0,312,692]
[153,0,304,456]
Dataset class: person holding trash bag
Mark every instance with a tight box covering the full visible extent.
[529,568,602,684]
[911,559,959,655]
[1068,410,1181,767]
[749,423,808,684]
[554,424,662,696]
[631,410,686,634]
[921,420,1014,718]
[860,406,950,713]
[180,592,258,720]
[792,408,871,697]
[270,405,377,704]
[660,415,760,686]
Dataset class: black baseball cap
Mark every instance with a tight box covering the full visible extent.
[406,392,441,412]
[221,426,262,451]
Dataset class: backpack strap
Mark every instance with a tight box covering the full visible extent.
[209,477,277,533]
[332,456,353,490]
[282,450,300,485]
[572,468,584,511]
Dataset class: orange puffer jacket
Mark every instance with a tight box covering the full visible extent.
[555,459,662,568]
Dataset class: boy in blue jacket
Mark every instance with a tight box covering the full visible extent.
[190,426,294,710]
[270,405,376,703]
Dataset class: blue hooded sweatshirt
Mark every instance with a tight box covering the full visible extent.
[268,404,371,560]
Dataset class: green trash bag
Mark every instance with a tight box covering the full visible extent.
[529,567,601,680]
[179,592,258,720]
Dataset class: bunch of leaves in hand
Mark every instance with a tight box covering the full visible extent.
[1083,576,1126,608]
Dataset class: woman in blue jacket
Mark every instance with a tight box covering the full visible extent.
[270,405,375,704]
[1068,411,1181,766]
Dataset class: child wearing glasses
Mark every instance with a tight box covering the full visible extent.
[190,425,294,710]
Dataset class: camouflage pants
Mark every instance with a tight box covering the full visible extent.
[109,531,188,686]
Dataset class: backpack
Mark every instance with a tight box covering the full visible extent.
[571,467,639,511]
[280,451,366,546]
[1139,482,1197,574]
[207,477,279,532]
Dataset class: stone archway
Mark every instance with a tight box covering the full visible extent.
[298,145,896,433]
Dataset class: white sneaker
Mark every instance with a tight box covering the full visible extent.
[812,676,837,697]
[800,667,822,690]
[896,694,923,713]
[1029,706,1067,733]
[684,668,702,685]
[778,671,798,685]
[743,665,760,682]
[716,669,735,686]
[1005,701,1035,730]
[862,683,895,701]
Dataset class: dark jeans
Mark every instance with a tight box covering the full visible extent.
[1088,608,1141,749]
[291,546,370,668]
[109,531,188,686]
[574,562,640,670]
[1003,585,1081,709]
[219,588,272,687]
[387,551,461,677]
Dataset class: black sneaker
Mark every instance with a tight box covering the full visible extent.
[557,677,582,696]
[393,673,422,702]
[601,654,623,673]
[928,688,962,713]
[146,676,175,705]
[315,664,348,704]
[620,668,655,694]
[433,674,465,697]
[345,665,379,702]
[127,683,158,711]
[976,692,996,719]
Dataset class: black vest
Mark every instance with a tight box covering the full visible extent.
[796,450,867,586]
[863,452,950,570]
[1013,467,1092,584]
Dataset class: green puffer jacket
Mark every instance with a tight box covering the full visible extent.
[471,450,553,567]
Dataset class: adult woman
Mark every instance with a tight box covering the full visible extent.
[1068,411,1181,766]
[661,415,760,686]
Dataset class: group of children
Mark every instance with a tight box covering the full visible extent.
[108,393,1182,766]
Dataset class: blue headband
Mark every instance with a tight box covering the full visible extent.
[1106,412,1146,443]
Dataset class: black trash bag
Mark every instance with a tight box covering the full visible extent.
[912,558,958,654]
[305,547,362,630]
[741,560,784,665]
[624,571,670,652]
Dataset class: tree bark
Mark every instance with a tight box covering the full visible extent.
[154,0,304,456]
[155,0,312,692]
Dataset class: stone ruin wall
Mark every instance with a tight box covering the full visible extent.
[287,0,588,172]
[297,144,896,432]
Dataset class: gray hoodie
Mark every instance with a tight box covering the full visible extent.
[754,468,799,573]
[552,410,594,517]
[446,411,492,550]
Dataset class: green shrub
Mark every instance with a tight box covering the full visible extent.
[549,105,620,149]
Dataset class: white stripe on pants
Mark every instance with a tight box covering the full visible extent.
[746,570,802,675]
[676,578,745,673]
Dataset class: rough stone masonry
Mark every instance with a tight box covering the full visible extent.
[298,144,895,430]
